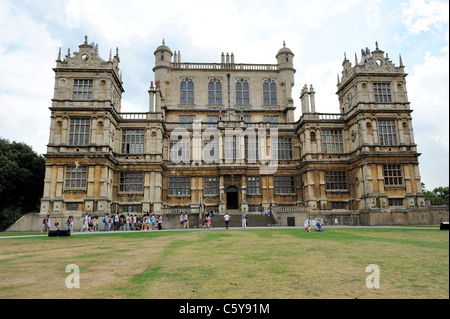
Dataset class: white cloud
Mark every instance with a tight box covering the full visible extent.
[0,1,59,155]
[407,48,449,188]
[401,0,449,34]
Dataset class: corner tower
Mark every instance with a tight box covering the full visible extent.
[335,42,425,213]
[40,36,123,216]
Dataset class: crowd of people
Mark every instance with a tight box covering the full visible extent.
[77,212,164,232]
[41,211,326,233]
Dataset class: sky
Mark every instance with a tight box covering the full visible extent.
[0,0,448,190]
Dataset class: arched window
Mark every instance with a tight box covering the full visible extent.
[236,79,249,105]
[208,78,222,105]
[263,79,277,105]
[180,78,194,104]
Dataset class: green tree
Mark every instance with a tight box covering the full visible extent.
[421,182,438,201]
[432,186,449,200]
[0,138,45,230]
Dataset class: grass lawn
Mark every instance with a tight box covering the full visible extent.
[0,227,448,299]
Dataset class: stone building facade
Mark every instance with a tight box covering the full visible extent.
[39,37,432,227]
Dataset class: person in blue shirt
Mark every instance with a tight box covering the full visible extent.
[315,220,324,232]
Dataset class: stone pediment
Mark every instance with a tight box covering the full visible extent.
[338,42,405,89]
[65,45,106,69]
[56,36,120,75]
[356,51,400,74]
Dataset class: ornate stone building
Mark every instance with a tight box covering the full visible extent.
[39,37,430,226]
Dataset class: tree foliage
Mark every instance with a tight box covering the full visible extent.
[421,183,449,201]
[0,138,45,230]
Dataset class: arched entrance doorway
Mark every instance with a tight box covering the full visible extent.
[226,186,239,210]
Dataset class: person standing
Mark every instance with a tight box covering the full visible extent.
[41,215,50,232]
[184,212,189,229]
[124,214,130,231]
[241,211,247,229]
[114,213,119,231]
[151,214,156,230]
[91,216,97,232]
[133,214,137,230]
[224,212,230,229]
[179,213,184,229]
[82,213,89,232]
[103,214,109,231]
[157,215,163,230]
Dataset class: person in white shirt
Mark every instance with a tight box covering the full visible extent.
[241,212,247,229]
[224,213,230,229]
[82,213,89,232]
[114,213,119,231]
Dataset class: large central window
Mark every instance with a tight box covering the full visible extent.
[225,134,240,162]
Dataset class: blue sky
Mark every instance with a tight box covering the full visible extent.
[0,0,448,190]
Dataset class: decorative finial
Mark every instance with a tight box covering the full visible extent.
[399,54,404,67]
[283,40,286,47]
[375,41,379,50]
[57,47,61,61]
[162,38,165,45]
[84,35,88,44]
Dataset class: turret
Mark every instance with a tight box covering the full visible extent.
[276,41,296,113]
[152,39,173,97]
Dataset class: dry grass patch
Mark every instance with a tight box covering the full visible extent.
[0,233,170,298]
[0,228,448,299]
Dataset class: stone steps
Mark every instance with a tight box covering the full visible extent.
[209,212,276,228]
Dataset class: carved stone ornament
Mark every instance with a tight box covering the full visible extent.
[351,130,357,142]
